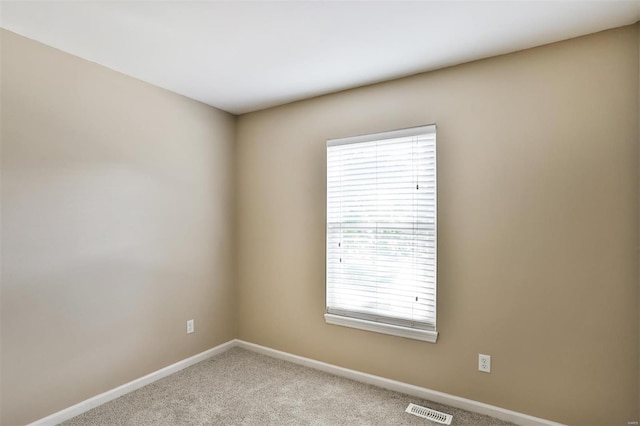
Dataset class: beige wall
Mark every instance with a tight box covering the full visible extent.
[236,25,639,426]
[2,22,639,426]
[0,30,237,425]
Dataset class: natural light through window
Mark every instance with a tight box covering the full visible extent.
[325,125,437,343]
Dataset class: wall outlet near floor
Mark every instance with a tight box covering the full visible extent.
[478,354,491,373]
[186,319,194,334]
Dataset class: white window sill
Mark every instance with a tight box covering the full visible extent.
[324,313,438,343]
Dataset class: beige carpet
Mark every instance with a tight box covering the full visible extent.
[61,347,517,425]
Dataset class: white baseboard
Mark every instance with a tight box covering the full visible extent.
[27,339,236,426]
[29,338,564,426]
[234,339,565,426]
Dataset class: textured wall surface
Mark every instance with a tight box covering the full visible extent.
[236,25,639,426]
[1,29,237,425]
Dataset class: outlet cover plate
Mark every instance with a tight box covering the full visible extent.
[479,354,491,373]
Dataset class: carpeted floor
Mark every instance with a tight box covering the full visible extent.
[61,347,516,425]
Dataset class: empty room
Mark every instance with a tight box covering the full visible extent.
[1,1,639,425]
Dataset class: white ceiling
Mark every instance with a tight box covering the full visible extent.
[1,1,639,115]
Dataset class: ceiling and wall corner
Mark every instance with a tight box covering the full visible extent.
[0,1,638,115]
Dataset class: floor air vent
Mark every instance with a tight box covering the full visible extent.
[405,403,453,425]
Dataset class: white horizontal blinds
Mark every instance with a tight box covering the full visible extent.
[326,125,437,331]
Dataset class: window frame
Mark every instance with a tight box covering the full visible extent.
[324,124,438,343]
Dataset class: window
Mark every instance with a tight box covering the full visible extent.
[325,125,437,343]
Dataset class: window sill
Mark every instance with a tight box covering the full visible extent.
[324,313,438,343]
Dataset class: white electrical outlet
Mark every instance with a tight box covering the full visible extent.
[187,319,194,334]
[479,354,491,373]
